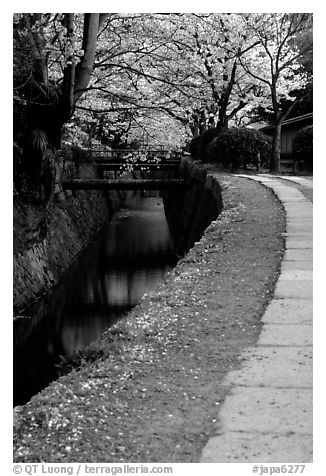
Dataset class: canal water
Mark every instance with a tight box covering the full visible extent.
[14,192,178,406]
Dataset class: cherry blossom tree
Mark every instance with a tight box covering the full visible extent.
[70,14,259,144]
[55,14,189,148]
[144,13,264,137]
[238,13,312,172]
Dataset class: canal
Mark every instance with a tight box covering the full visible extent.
[13,191,178,407]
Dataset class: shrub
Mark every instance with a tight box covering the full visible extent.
[207,127,272,169]
[14,132,55,204]
[292,125,313,171]
[189,135,202,159]
[198,127,220,162]
[189,129,221,161]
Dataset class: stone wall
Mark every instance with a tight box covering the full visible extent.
[13,159,125,315]
[163,158,223,255]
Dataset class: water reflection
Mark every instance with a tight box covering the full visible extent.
[14,193,177,406]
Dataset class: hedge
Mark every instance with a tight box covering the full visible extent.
[206,127,272,169]
[292,125,313,171]
[189,128,220,162]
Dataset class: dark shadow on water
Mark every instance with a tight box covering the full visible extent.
[14,193,178,406]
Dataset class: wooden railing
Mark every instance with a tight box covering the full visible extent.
[90,147,182,162]
[61,147,186,192]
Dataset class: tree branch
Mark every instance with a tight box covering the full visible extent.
[61,14,75,119]
[226,100,247,120]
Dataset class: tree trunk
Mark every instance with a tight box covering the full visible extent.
[61,14,76,122]
[216,118,228,132]
[74,14,102,105]
[18,14,109,205]
[270,122,282,173]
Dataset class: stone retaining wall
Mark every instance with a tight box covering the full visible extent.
[13,159,125,315]
[163,157,223,255]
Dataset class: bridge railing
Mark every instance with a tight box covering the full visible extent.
[90,147,182,162]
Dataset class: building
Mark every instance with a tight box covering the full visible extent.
[261,112,313,168]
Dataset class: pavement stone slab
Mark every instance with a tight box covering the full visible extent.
[285,217,313,224]
[282,232,312,238]
[284,198,312,204]
[286,227,312,235]
[215,386,312,435]
[281,260,313,270]
[279,195,307,200]
[261,299,313,325]
[277,176,313,189]
[235,175,275,183]
[285,212,313,219]
[273,279,312,299]
[282,201,309,206]
[285,240,313,249]
[200,432,313,463]
[285,218,313,225]
[277,190,306,197]
[224,347,312,388]
[258,324,312,346]
[286,228,313,237]
[286,215,313,222]
[288,219,313,225]
[283,249,313,262]
[284,204,313,211]
[276,196,305,201]
[278,270,313,280]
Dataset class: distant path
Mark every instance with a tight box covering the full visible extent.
[261,174,313,189]
[258,174,313,203]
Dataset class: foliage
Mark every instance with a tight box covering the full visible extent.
[292,125,313,171]
[14,131,55,205]
[189,136,202,159]
[286,83,313,120]
[207,127,272,169]
[240,14,312,110]
[196,128,220,162]
[13,12,313,183]
[13,143,32,201]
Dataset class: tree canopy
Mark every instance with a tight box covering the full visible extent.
[13,13,313,162]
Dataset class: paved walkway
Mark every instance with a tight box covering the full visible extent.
[200,174,313,463]
[262,174,313,189]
